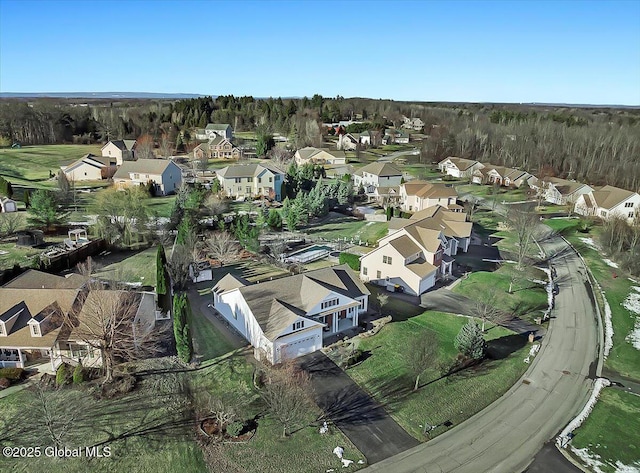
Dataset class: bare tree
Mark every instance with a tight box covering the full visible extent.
[0,212,22,238]
[68,287,165,384]
[136,134,155,159]
[404,331,439,391]
[204,194,229,217]
[376,292,389,315]
[204,231,240,266]
[260,359,315,437]
[158,133,174,158]
[463,197,479,221]
[507,207,538,270]
[469,289,512,332]
[168,243,196,291]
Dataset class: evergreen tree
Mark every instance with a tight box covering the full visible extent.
[233,214,260,252]
[156,244,168,296]
[454,321,486,360]
[172,293,193,363]
[27,190,68,230]
[266,209,282,230]
[337,180,352,205]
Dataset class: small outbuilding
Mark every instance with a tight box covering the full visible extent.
[0,197,17,213]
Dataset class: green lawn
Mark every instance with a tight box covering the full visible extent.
[343,310,529,440]
[0,352,365,473]
[302,217,388,245]
[453,264,549,324]
[0,241,41,270]
[0,144,102,182]
[144,195,177,219]
[188,290,236,362]
[210,260,289,284]
[94,247,158,287]
[570,389,640,473]
[455,183,531,203]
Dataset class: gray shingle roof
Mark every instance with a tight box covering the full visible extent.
[217,163,284,179]
[354,162,402,177]
[113,159,177,179]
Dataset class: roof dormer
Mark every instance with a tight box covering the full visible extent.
[27,318,42,337]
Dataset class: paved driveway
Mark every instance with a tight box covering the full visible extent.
[299,351,420,464]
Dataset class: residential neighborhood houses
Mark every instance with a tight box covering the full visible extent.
[101,139,136,165]
[438,156,484,179]
[193,135,243,160]
[61,153,118,181]
[575,185,640,223]
[213,265,369,363]
[400,180,459,212]
[194,123,233,141]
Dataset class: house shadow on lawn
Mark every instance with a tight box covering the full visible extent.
[486,334,529,360]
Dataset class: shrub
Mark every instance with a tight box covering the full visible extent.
[339,252,360,271]
[56,363,69,386]
[0,367,25,380]
[0,378,11,389]
[226,421,244,437]
[72,363,84,384]
[173,293,193,363]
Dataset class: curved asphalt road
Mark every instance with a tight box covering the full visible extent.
[363,229,600,472]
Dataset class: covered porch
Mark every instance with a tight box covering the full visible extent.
[313,302,361,339]
[0,347,50,368]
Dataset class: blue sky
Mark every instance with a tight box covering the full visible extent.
[1,0,639,104]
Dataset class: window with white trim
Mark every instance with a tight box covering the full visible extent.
[625,202,634,208]
[376,270,381,279]
[30,324,40,337]
[321,298,339,310]
[383,256,392,265]
[293,320,304,330]
[362,267,368,276]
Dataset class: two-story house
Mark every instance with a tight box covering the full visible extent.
[101,140,136,165]
[294,147,346,165]
[574,185,640,223]
[112,159,183,195]
[61,153,118,181]
[194,124,233,141]
[360,206,472,295]
[212,265,369,363]
[193,136,243,160]
[216,163,285,201]
[400,181,458,212]
[438,157,484,179]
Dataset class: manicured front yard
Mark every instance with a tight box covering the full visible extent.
[570,389,640,473]
[453,264,549,324]
[343,310,530,440]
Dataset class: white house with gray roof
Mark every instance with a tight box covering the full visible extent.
[212,265,369,364]
[195,124,233,141]
[113,159,182,195]
[294,147,346,165]
[216,163,285,201]
[61,153,117,181]
[101,139,136,165]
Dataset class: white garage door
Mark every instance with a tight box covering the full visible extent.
[277,335,318,360]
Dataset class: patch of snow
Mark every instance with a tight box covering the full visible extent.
[578,237,598,250]
[557,378,611,449]
[538,267,554,321]
[341,458,354,468]
[591,276,614,358]
[524,343,540,364]
[603,258,619,269]
[623,287,640,350]
[570,447,607,473]
[614,461,640,473]
[0,250,7,255]
[333,446,344,459]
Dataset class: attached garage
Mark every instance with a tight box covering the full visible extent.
[275,331,322,362]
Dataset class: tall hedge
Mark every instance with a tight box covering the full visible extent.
[156,244,168,296]
[339,252,361,271]
[173,293,193,363]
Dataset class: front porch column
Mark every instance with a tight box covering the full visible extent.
[332,311,338,333]
[17,349,24,368]
[352,306,359,327]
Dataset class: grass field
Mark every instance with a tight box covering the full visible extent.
[569,389,640,473]
[93,246,158,287]
[0,144,102,182]
[303,217,388,245]
[453,264,549,324]
[188,293,237,362]
[343,310,530,440]
[0,352,365,473]
[210,260,290,284]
